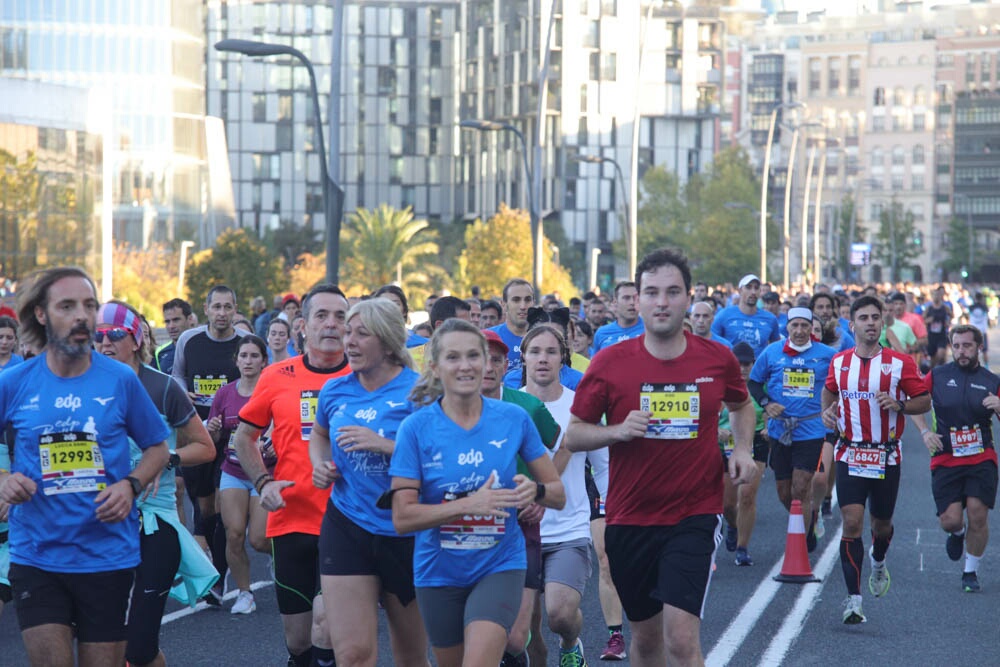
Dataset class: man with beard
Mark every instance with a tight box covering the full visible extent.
[172,285,247,603]
[910,325,1000,593]
[0,267,169,667]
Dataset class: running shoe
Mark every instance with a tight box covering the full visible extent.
[962,571,981,593]
[946,530,965,561]
[821,497,833,519]
[500,651,529,666]
[868,548,891,597]
[560,638,588,667]
[600,631,627,661]
[725,523,738,552]
[806,515,818,553]
[735,547,753,566]
[813,512,825,540]
[231,590,256,615]
[201,583,223,608]
[842,595,866,624]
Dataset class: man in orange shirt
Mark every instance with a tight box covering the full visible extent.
[234,284,351,667]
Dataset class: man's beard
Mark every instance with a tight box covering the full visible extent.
[46,320,92,359]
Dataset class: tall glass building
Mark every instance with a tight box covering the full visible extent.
[0,0,209,248]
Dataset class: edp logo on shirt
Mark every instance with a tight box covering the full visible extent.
[458,449,484,467]
[54,394,82,411]
[354,407,378,423]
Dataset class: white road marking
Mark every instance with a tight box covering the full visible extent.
[161,579,273,625]
[707,491,840,667]
[757,522,844,667]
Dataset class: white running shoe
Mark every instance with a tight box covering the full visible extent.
[231,590,256,615]
[842,595,866,624]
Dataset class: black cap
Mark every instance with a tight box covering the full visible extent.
[762,291,780,303]
[888,291,906,302]
[732,341,756,364]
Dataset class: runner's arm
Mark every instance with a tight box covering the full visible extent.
[174,416,216,466]
[564,412,648,452]
[233,420,267,482]
[390,473,520,534]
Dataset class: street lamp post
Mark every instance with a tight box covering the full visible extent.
[812,138,839,285]
[214,39,345,284]
[460,119,540,295]
[628,0,660,280]
[782,123,801,290]
[177,240,195,296]
[760,101,805,285]
[572,154,629,271]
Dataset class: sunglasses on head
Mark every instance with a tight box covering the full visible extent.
[94,327,130,343]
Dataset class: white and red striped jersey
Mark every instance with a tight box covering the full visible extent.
[824,347,926,465]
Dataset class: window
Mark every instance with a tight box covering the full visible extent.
[589,52,600,80]
[252,93,266,122]
[911,203,925,220]
[874,86,885,106]
[913,113,925,131]
[601,0,617,16]
[892,145,905,165]
[891,175,903,191]
[430,97,442,125]
[430,40,441,67]
[873,115,885,132]
[580,83,588,113]
[870,147,884,166]
[967,55,977,83]
[893,87,905,106]
[913,85,927,106]
[276,124,292,150]
[892,111,906,131]
[913,145,925,164]
[429,128,438,154]
[278,94,292,121]
[809,58,821,95]
[584,20,599,48]
[578,117,588,144]
[848,56,861,93]
[912,174,924,190]
[602,52,617,81]
[828,57,841,92]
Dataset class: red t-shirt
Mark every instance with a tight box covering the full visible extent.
[571,333,747,526]
[239,354,351,538]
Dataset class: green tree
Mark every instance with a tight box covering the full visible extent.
[0,150,40,279]
[457,204,577,300]
[339,204,445,300]
[185,228,287,307]
[263,219,322,268]
[112,243,180,324]
[872,200,919,282]
[684,146,764,284]
[939,216,972,279]
[618,166,687,260]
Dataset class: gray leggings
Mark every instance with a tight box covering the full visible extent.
[415,569,525,648]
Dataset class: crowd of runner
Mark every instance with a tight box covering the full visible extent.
[0,255,996,667]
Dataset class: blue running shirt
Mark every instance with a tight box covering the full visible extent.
[390,397,547,587]
[0,352,170,573]
[316,366,419,536]
[749,340,837,442]
[488,323,525,374]
[592,319,644,353]
[712,306,781,357]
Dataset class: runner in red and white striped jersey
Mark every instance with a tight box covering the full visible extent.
[821,296,930,625]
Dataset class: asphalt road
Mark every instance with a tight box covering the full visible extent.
[4,350,1000,665]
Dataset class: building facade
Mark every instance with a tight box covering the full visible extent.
[0,0,211,250]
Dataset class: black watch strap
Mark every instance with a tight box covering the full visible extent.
[125,475,143,497]
[167,452,181,470]
[534,483,546,502]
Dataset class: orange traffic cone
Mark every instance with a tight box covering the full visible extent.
[774,499,820,583]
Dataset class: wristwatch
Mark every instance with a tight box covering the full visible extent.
[125,475,143,497]
[166,452,181,470]
[759,396,770,408]
[534,483,546,502]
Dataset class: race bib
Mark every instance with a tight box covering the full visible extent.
[930,322,943,334]
[782,368,815,398]
[39,431,107,496]
[440,512,505,550]
[193,375,227,406]
[640,383,700,440]
[846,446,886,479]
[951,425,985,457]
[300,390,319,440]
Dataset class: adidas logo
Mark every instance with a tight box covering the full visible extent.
[278,364,296,377]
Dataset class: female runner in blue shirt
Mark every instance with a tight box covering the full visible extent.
[389,318,565,667]
[309,298,428,667]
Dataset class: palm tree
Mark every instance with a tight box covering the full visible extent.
[341,204,441,292]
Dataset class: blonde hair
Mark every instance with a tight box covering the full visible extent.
[346,298,413,370]
[409,319,485,406]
